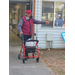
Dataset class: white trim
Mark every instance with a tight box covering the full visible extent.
[42,0,55,2]
[40,0,43,28]
[42,0,65,2]
[53,2,55,28]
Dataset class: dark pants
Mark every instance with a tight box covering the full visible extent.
[24,35,32,57]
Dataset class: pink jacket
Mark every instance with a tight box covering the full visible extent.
[21,16,33,35]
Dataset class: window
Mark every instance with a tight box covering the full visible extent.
[54,2,65,28]
[42,2,54,28]
[42,1,65,28]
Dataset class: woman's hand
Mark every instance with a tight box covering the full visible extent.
[20,32,23,35]
[45,21,50,24]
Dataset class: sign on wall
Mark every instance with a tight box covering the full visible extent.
[61,32,65,41]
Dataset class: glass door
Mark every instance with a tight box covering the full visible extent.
[9,2,32,44]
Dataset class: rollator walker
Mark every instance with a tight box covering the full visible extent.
[18,33,40,64]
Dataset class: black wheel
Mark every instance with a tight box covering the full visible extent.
[36,58,39,62]
[18,54,21,59]
[23,59,25,64]
[33,54,34,59]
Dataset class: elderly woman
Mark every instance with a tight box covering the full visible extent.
[18,10,49,59]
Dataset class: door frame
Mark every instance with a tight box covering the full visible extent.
[32,0,35,40]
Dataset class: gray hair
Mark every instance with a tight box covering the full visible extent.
[25,14,27,16]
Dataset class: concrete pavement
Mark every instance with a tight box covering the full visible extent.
[9,45,55,75]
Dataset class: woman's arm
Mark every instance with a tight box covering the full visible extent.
[32,17,47,24]
[18,19,23,33]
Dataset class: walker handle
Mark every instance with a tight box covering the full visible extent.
[26,40,39,42]
[21,34,24,41]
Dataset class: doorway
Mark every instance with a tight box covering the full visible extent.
[9,1,33,44]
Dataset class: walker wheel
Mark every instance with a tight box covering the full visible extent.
[23,59,25,64]
[33,54,34,59]
[18,54,21,59]
[36,58,39,62]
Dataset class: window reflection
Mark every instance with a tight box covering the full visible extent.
[9,3,27,34]
[42,2,54,27]
[54,2,65,28]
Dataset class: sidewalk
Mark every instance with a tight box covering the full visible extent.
[9,45,55,75]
